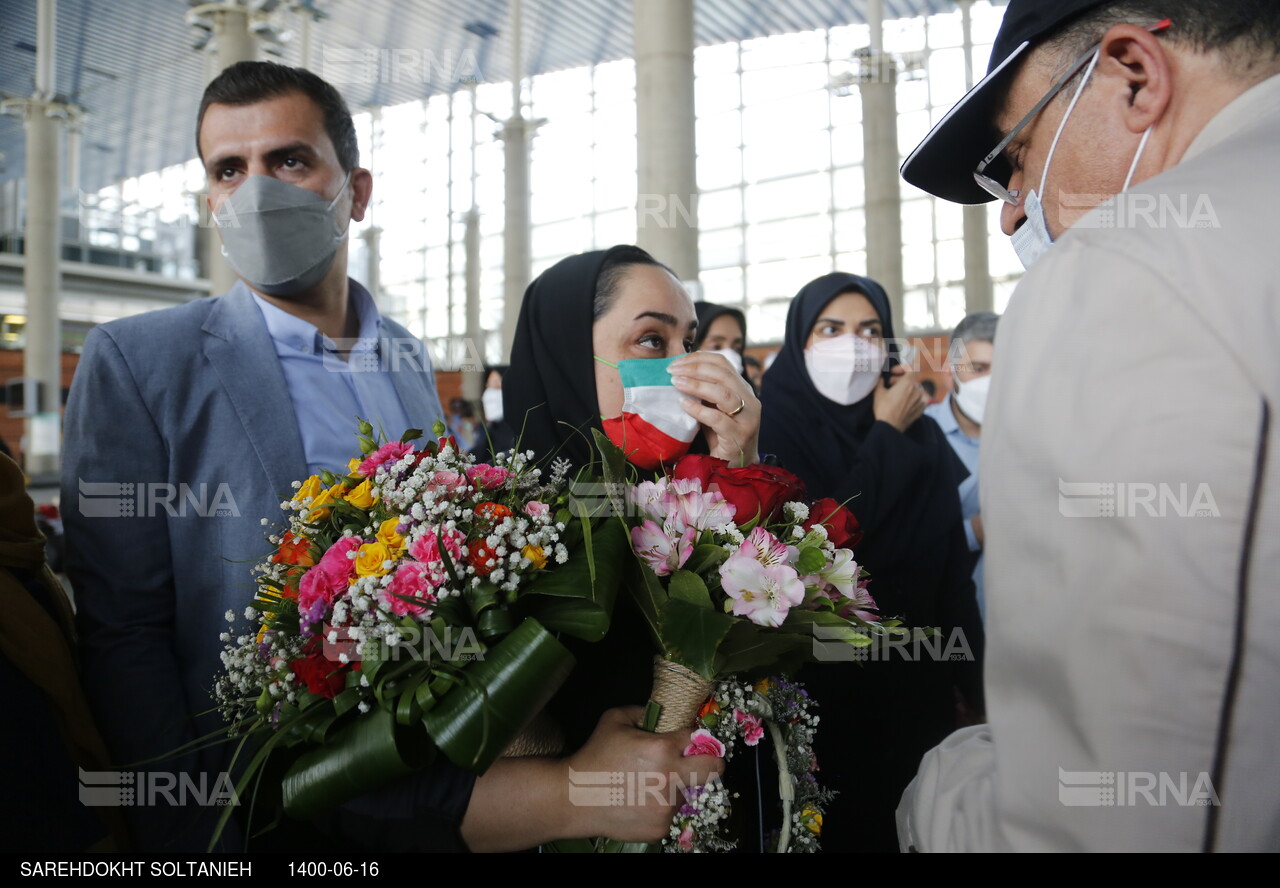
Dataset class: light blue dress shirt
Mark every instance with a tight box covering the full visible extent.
[252,282,414,476]
[925,396,985,620]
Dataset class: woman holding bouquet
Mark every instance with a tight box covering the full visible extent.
[504,245,764,750]
[758,272,985,852]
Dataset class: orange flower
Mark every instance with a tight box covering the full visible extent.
[467,539,498,577]
[272,531,315,567]
[474,502,513,523]
[697,697,720,720]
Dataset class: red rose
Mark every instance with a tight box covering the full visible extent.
[803,498,862,549]
[289,638,347,699]
[672,455,806,525]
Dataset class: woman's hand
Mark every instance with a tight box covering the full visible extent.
[873,364,927,433]
[668,352,760,467]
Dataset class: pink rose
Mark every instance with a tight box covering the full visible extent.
[466,463,511,490]
[408,527,467,585]
[734,710,765,747]
[425,470,470,500]
[678,823,695,852]
[381,562,439,617]
[682,728,726,758]
[296,566,344,615]
[358,441,415,477]
[523,501,550,519]
[316,536,363,582]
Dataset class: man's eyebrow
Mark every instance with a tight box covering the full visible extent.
[206,142,319,172]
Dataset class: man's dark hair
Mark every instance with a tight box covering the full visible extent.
[1045,0,1280,84]
[197,61,360,171]
[949,311,1000,364]
[593,245,679,321]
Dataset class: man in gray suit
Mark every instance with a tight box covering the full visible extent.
[64,62,721,852]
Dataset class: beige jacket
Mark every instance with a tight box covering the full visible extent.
[898,74,1280,852]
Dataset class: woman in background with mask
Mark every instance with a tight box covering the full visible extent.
[505,245,762,751]
[758,272,984,853]
[692,302,755,393]
[472,365,517,462]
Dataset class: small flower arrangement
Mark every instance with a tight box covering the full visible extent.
[669,677,833,853]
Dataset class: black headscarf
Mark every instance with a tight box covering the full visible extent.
[504,250,615,470]
[692,301,747,351]
[758,271,970,571]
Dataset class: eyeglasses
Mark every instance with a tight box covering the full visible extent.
[973,18,1173,205]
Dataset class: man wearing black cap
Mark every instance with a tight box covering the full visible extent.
[896,0,1280,851]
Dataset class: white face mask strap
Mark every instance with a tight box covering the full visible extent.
[1122,126,1153,191]
[1039,49,1101,196]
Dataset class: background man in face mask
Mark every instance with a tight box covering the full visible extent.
[897,0,1280,851]
[924,312,997,622]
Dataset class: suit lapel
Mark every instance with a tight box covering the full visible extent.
[202,283,309,496]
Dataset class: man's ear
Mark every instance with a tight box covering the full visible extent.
[349,167,374,222]
[1099,23,1173,133]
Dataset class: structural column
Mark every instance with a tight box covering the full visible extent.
[960,0,994,314]
[22,0,63,478]
[860,0,904,330]
[633,0,699,282]
[195,2,258,296]
[499,0,533,360]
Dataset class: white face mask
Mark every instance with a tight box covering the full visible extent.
[951,370,991,426]
[706,347,744,374]
[481,388,504,423]
[1012,49,1153,271]
[805,334,885,406]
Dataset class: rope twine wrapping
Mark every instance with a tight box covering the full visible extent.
[501,710,565,758]
[649,656,714,733]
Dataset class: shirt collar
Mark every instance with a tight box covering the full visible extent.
[251,279,383,355]
[1184,72,1280,164]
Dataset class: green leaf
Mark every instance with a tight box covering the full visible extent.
[400,427,424,443]
[422,617,575,773]
[591,428,630,491]
[282,708,435,819]
[795,545,827,576]
[658,597,734,679]
[686,543,729,576]
[712,618,811,676]
[515,518,629,642]
[668,569,712,608]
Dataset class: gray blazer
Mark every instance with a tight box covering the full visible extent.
[61,281,446,849]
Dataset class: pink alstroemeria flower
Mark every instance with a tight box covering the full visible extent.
[739,526,789,566]
[819,548,859,598]
[664,478,737,533]
[631,520,696,577]
[734,710,765,747]
[629,479,671,524]
[682,728,726,758]
[719,553,806,627]
[837,579,880,623]
[678,823,695,852]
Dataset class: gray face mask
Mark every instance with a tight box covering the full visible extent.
[214,172,351,296]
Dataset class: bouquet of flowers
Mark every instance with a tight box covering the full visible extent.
[211,419,628,846]
[581,434,905,852]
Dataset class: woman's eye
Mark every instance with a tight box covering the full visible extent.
[638,334,663,351]
[682,339,695,353]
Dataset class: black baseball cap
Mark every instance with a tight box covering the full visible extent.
[901,0,1112,204]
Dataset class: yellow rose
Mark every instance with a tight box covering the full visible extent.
[348,457,364,477]
[802,808,822,835]
[754,678,773,696]
[521,544,548,570]
[355,541,394,577]
[305,485,340,522]
[376,517,406,552]
[255,618,273,644]
[297,474,324,502]
[344,478,378,510]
